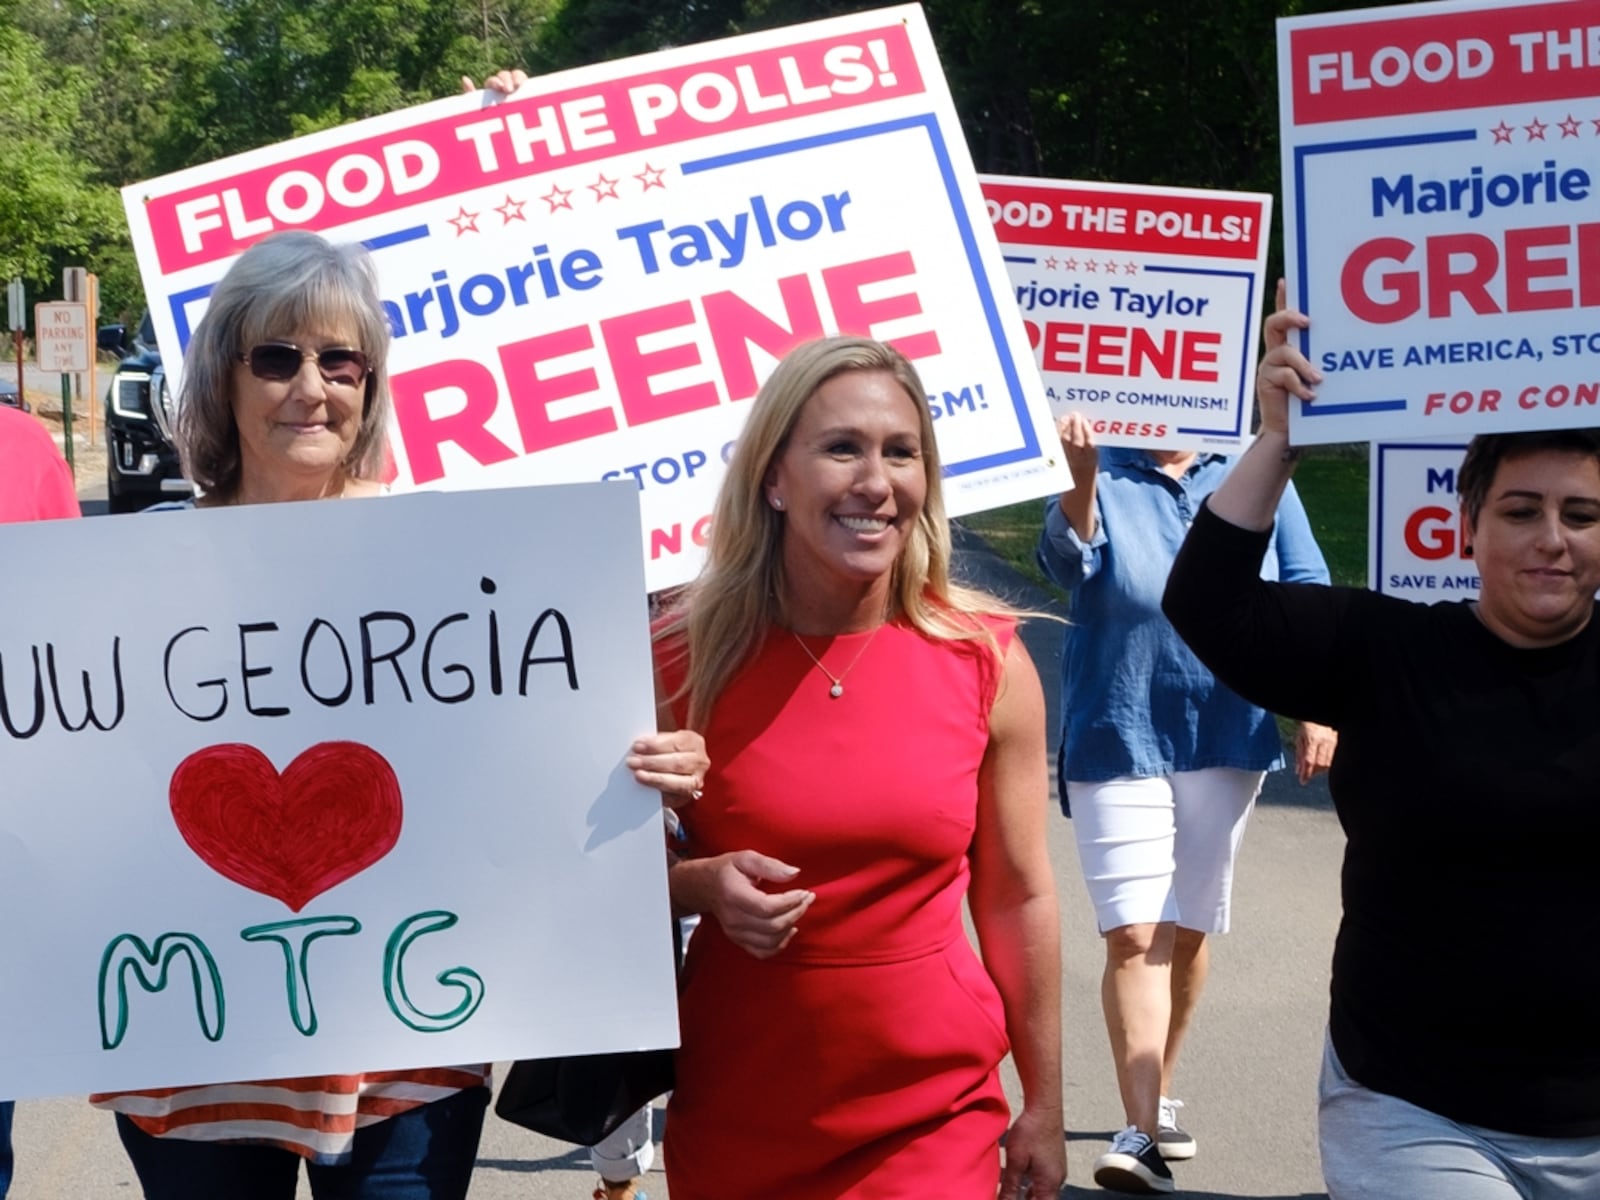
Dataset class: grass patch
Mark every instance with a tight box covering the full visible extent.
[958,499,1065,598]
[1293,453,1368,588]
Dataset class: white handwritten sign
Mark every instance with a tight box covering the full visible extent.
[981,175,1270,449]
[0,484,676,1098]
[121,5,1067,591]
[1277,0,1600,444]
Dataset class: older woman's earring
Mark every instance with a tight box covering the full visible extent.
[770,495,784,510]
[1463,542,1473,557]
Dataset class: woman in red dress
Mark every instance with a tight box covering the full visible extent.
[656,337,1065,1200]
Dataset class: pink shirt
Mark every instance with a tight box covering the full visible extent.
[0,405,79,522]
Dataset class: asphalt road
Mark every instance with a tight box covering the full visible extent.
[10,521,1343,1199]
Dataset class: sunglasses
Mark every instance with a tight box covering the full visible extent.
[239,342,371,387]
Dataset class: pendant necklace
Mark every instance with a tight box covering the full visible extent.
[791,625,885,699]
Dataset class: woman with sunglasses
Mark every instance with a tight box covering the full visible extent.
[89,230,708,1200]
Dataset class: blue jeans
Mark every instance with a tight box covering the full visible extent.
[0,1099,14,1199]
[115,1086,489,1200]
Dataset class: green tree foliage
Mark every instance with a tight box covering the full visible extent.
[0,10,129,319]
[530,0,1289,183]
[10,0,233,318]
[9,0,559,317]
[531,0,745,69]
[532,0,1390,281]
[131,0,559,163]
[16,0,224,184]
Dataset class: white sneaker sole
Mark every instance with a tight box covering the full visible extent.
[1158,1137,1197,1161]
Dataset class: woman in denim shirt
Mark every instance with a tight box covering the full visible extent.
[1036,414,1336,1194]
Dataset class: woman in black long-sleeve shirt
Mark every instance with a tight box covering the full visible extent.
[1161,293,1600,1200]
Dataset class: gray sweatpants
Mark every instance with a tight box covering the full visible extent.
[1318,1036,1600,1200]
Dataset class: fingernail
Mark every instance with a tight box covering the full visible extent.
[780,864,800,876]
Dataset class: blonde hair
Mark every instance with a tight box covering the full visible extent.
[656,336,1020,728]
[177,230,392,502]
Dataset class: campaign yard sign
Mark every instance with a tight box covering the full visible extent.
[1278,0,1600,444]
[981,176,1271,450]
[0,485,677,1098]
[120,5,1067,591]
[1369,441,1479,601]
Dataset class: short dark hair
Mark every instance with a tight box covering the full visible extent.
[1457,429,1600,524]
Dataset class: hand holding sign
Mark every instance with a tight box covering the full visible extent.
[1257,280,1319,437]
[1055,412,1100,488]
[459,70,529,97]
[626,728,710,807]
[1053,412,1100,543]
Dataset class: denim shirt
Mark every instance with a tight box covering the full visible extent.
[1036,447,1330,789]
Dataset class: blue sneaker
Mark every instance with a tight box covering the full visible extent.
[1094,1125,1174,1193]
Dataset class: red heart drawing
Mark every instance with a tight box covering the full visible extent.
[169,741,403,912]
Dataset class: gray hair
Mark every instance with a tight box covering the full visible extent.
[176,230,392,500]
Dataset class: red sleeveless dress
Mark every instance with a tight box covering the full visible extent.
[662,617,1015,1200]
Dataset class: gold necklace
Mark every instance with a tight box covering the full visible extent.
[791,625,884,699]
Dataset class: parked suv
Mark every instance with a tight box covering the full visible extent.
[99,312,191,512]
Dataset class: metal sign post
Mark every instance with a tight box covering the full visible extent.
[6,278,23,408]
[64,267,96,441]
[87,273,99,442]
[59,375,74,474]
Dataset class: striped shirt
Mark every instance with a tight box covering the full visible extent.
[91,1065,491,1163]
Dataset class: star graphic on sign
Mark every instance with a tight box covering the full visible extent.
[542,183,574,212]
[635,163,667,190]
[589,173,620,201]
[1489,120,1514,144]
[1524,116,1548,141]
[1044,256,1060,270]
[1083,259,1098,273]
[1062,257,1079,272]
[1102,259,1120,274]
[1124,260,1139,275]
[495,195,527,223]
[447,207,480,236]
[1559,114,1583,138]
[1593,117,1600,136]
